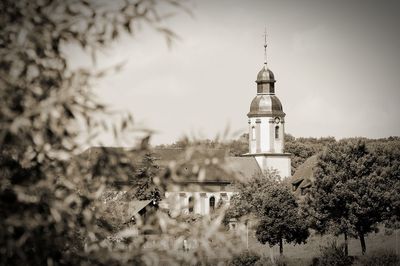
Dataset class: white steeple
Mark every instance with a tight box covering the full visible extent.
[243,32,291,178]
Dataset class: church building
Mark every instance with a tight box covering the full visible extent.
[83,37,292,217]
[163,38,291,215]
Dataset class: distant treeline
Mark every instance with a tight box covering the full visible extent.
[156,134,400,175]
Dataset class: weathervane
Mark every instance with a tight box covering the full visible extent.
[263,27,268,65]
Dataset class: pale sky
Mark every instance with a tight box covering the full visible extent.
[68,0,400,145]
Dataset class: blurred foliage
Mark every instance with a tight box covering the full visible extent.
[128,153,161,203]
[1,0,399,264]
[156,133,249,156]
[1,0,184,164]
[0,0,240,265]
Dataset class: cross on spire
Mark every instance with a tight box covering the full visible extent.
[263,27,268,65]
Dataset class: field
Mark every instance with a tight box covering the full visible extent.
[230,226,400,265]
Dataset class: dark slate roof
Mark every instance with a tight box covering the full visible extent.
[80,147,261,183]
[128,200,153,216]
[291,155,318,193]
[98,192,153,226]
[225,157,262,181]
[291,155,318,182]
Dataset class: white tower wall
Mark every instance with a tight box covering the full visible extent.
[245,57,291,178]
[248,117,285,154]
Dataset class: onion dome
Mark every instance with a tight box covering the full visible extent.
[248,64,285,117]
[256,66,275,94]
[257,66,275,81]
[248,94,285,117]
[248,33,285,118]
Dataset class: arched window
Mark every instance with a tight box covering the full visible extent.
[209,196,215,212]
[275,126,279,139]
[188,196,194,213]
[251,126,256,140]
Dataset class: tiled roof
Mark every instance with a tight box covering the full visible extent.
[291,155,318,194]
[128,200,153,216]
[225,157,262,181]
[98,194,153,226]
[80,147,261,183]
[291,155,318,184]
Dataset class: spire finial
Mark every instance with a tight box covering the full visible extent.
[263,27,268,66]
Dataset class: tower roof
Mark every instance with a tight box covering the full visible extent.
[248,94,285,117]
[248,31,285,117]
[256,66,276,94]
[256,29,276,94]
[257,66,275,82]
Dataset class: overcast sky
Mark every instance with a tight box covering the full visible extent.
[69,0,400,145]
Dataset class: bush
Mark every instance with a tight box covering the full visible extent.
[356,250,400,266]
[255,256,287,266]
[229,251,260,266]
[310,241,353,266]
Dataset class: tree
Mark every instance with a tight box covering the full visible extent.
[254,176,309,255]
[0,1,242,263]
[285,141,317,174]
[284,134,336,175]
[0,0,191,264]
[227,172,309,256]
[227,133,249,156]
[130,153,161,203]
[156,133,249,156]
[305,139,388,255]
[368,139,400,228]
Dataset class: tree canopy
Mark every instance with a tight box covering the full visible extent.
[304,138,396,254]
[226,172,309,255]
[129,153,161,203]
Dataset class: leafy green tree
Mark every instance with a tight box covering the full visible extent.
[227,173,309,255]
[305,139,389,254]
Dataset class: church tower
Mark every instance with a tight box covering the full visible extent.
[244,33,291,178]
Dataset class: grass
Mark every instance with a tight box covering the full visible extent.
[229,225,400,265]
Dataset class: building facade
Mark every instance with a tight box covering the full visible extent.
[163,156,262,216]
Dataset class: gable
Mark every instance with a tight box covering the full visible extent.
[291,155,318,194]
